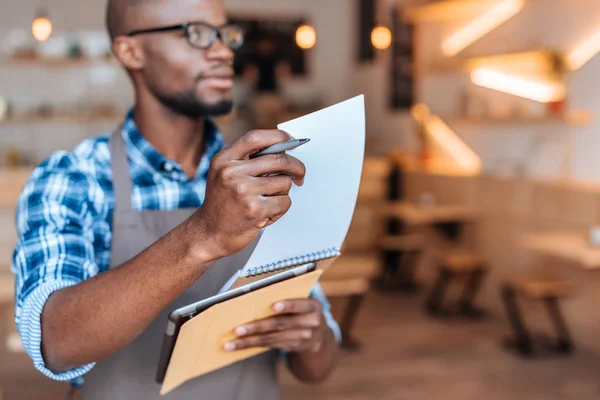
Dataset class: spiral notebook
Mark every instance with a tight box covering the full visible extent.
[218,94,366,292]
[159,95,365,395]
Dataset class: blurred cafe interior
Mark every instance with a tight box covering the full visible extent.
[4,0,600,399]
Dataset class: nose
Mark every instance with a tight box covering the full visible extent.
[206,36,235,62]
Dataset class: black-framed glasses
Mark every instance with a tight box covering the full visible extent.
[128,22,244,50]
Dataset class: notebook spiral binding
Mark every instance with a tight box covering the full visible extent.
[243,247,341,278]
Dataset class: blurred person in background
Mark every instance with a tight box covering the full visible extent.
[243,36,291,129]
[10,0,340,398]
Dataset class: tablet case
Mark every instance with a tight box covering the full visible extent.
[160,269,323,395]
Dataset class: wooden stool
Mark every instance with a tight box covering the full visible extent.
[320,254,381,350]
[501,276,576,357]
[425,251,487,318]
[379,234,426,291]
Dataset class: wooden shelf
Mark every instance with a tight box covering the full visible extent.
[443,111,594,127]
[0,113,121,125]
[416,50,554,77]
[2,55,117,68]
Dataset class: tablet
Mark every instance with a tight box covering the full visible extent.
[155,262,317,383]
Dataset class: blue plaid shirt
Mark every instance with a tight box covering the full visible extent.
[11,110,340,382]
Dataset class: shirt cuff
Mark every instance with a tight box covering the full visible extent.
[17,279,95,381]
[310,283,342,343]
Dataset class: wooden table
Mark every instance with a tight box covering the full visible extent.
[383,202,479,226]
[521,232,600,270]
[381,202,479,290]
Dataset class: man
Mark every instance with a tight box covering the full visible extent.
[11,0,340,398]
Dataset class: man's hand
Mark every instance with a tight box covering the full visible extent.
[184,130,306,262]
[224,298,327,353]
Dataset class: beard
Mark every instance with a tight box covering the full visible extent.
[155,89,233,118]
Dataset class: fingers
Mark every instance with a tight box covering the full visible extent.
[255,176,293,196]
[223,130,292,160]
[271,299,320,315]
[234,313,321,338]
[224,329,316,352]
[245,153,306,187]
[257,195,292,228]
[225,300,325,353]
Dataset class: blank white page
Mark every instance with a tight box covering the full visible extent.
[240,95,365,276]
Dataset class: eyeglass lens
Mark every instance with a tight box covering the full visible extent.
[187,24,244,49]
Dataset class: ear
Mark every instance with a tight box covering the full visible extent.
[112,36,145,71]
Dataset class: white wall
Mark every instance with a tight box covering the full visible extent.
[343,0,600,182]
[404,0,600,182]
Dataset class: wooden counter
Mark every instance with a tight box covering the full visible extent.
[521,232,600,270]
[383,202,479,226]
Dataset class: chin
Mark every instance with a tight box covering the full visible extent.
[204,99,234,117]
[201,88,233,104]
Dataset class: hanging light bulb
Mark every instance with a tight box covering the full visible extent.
[371,25,392,50]
[296,24,316,50]
[32,9,52,42]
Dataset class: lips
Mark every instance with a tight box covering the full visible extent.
[199,67,235,89]
[201,66,235,80]
[201,76,234,90]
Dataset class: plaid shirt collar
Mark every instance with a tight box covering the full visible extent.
[120,109,225,183]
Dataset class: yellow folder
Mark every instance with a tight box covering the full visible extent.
[160,269,323,395]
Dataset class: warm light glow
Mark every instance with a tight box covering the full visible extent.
[465,50,555,76]
[427,116,482,172]
[442,0,524,56]
[405,0,507,22]
[410,103,481,174]
[371,25,392,50]
[410,103,432,123]
[32,17,52,42]
[296,25,316,50]
[470,68,565,103]
[566,28,600,70]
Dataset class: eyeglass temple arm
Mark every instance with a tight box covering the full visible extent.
[128,24,188,37]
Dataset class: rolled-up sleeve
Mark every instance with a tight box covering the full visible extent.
[11,159,100,381]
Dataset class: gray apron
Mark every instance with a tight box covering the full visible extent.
[81,129,279,399]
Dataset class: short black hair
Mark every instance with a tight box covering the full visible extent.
[106,0,121,40]
[106,0,155,40]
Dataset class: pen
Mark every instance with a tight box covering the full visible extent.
[249,138,310,159]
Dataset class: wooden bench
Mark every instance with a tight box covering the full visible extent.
[501,275,576,356]
[425,251,487,318]
[320,157,391,349]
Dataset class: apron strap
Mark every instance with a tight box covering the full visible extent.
[109,126,134,212]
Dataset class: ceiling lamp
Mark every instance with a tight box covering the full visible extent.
[371,25,392,50]
[470,67,565,103]
[296,25,316,50]
[566,28,600,71]
[32,9,52,42]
